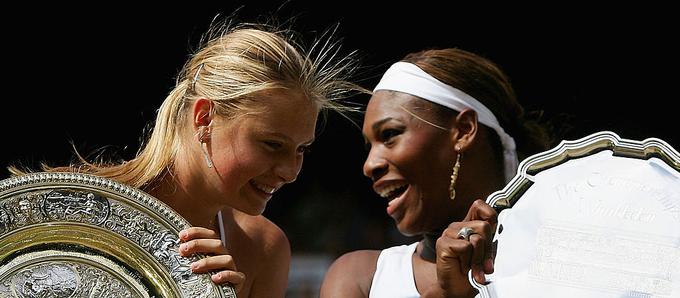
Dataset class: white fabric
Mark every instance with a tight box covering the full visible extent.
[369,242,420,298]
[374,62,519,182]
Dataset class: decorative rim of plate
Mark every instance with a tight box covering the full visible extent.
[472,130,680,297]
[0,171,237,297]
[488,130,680,211]
[0,171,188,230]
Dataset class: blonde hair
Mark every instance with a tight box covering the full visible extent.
[10,20,365,188]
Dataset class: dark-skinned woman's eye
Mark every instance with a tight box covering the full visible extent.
[380,129,401,143]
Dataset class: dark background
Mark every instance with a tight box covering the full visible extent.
[2,2,677,259]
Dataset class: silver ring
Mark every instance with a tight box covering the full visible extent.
[457,227,475,241]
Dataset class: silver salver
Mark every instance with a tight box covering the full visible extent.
[472,131,680,298]
[0,172,237,298]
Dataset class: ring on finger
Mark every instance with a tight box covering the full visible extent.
[457,227,475,241]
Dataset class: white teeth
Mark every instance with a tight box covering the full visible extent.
[253,182,276,194]
[378,183,407,198]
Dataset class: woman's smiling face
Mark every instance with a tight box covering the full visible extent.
[206,89,319,215]
[362,90,458,236]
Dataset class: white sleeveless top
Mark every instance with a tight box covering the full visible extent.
[369,242,420,298]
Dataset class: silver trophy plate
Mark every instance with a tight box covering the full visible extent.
[472,131,680,298]
[0,172,237,298]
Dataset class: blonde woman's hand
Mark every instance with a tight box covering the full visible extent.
[179,227,246,292]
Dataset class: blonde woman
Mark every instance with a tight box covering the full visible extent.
[10,18,363,298]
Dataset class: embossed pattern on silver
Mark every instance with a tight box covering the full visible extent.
[1,250,147,297]
[0,172,237,298]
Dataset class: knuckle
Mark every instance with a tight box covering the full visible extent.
[223,254,234,263]
[470,235,485,248]
[480,221,491,232]
[443,225,461,237]
[472,199,485,208]
[447,221,463,229]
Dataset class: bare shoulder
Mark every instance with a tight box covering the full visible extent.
[225,209,291,298]
[328,250,381,274]
[320,250,381,298]
[232,210,289,253]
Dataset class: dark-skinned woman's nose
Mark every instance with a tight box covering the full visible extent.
[363,150,388,181]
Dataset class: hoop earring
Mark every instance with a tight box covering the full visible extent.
[449,152,462,201]
[196,126,213,168]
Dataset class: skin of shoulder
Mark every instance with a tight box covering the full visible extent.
[320,249,381,298]
[227,209,291,298]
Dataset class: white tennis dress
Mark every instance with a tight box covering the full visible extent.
[369,242,420,298]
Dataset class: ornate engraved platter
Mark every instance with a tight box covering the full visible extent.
[0,172,237,298]
[472,131,680,298]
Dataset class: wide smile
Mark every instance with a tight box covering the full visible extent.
[379,184,407,201]
[374,182,409,217]
[249,181,277,199]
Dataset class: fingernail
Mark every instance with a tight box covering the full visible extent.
[179,244,187,252]
[211,273,220,282]
[190,262,198,270]
[179,230,186,240]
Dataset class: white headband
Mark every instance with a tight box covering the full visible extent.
[374,62,518,182]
